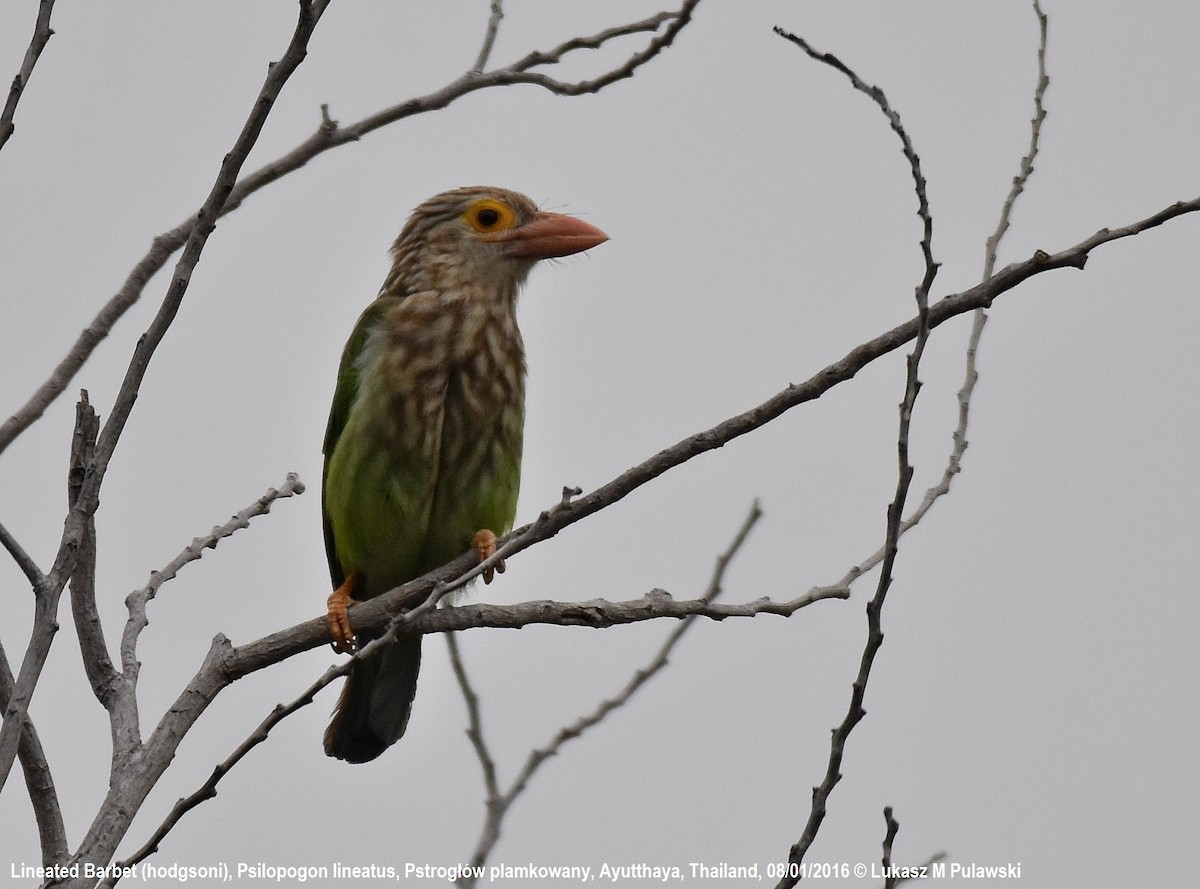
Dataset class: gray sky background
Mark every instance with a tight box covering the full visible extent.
[2,2,1198,886]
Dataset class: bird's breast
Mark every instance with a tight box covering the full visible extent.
[359,292,526,452]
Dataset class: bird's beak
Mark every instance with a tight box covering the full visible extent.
[496,211,608,260]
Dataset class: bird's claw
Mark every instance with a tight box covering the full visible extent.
[473,528,505,584]
[327,572,361,654]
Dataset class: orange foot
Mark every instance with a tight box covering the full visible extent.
[472,529,505,584]
[327,570,362,654]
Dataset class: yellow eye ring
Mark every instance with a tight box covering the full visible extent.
[463,198,517,233]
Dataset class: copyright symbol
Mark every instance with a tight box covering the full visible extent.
[854,863,867,878]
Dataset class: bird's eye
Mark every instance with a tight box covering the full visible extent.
[464,199,516,233]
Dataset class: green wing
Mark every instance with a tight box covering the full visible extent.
[321,296,394,589]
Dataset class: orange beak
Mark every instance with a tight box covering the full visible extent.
[497,211,608,260]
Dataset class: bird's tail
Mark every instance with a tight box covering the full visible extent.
[324,631,422,763]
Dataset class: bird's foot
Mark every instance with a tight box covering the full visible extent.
[327,571,362,653]
[473,529,505,584]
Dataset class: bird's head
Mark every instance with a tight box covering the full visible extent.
[383,186,608,299]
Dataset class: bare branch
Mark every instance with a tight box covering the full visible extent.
[17,722,68,867]
[772,24,939,879]
[130,499,767,880]
[106,668,335,880]
[0,0,56,152]
[0,0,329,817]
[773,26,935,266]
[0,517,44,589]
[120,472,306,682]
[422,578,824,634]
[0,637,67,866]
[447,634,494,782]
[202,190,1200,677]
[0,0,702,459]
[446,632,501,826]
[29,189,1199,877]
[118,501,768,875]
[65,392,117,708]
[881,807,900,889]
[78,3,326,522]
[490,1,701,95]
[473,0,505,73]
[0,393,104,793]
[99,472,305,768]
[810,0,1051,598]
[985,0,1049,281]
[781,259,932,881]
[456,500,764,885]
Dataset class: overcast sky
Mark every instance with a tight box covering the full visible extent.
[2,2,1198,887]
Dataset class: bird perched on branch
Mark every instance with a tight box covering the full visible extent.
[322,186,607,763]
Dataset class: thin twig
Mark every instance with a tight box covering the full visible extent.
[446,632,501,806]
[472,0,505,72]
[773,28,934,255]
[881,807,900,889]
[984,0,1049,281]
[0,518,44,589]
[120,472,306,683]
[772,25,939,882]
[0,0,56,152]
[488,1,700,95]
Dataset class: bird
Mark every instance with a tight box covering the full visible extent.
[321,186,607,763]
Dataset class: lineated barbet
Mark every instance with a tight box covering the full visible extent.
[322,186,608,762]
